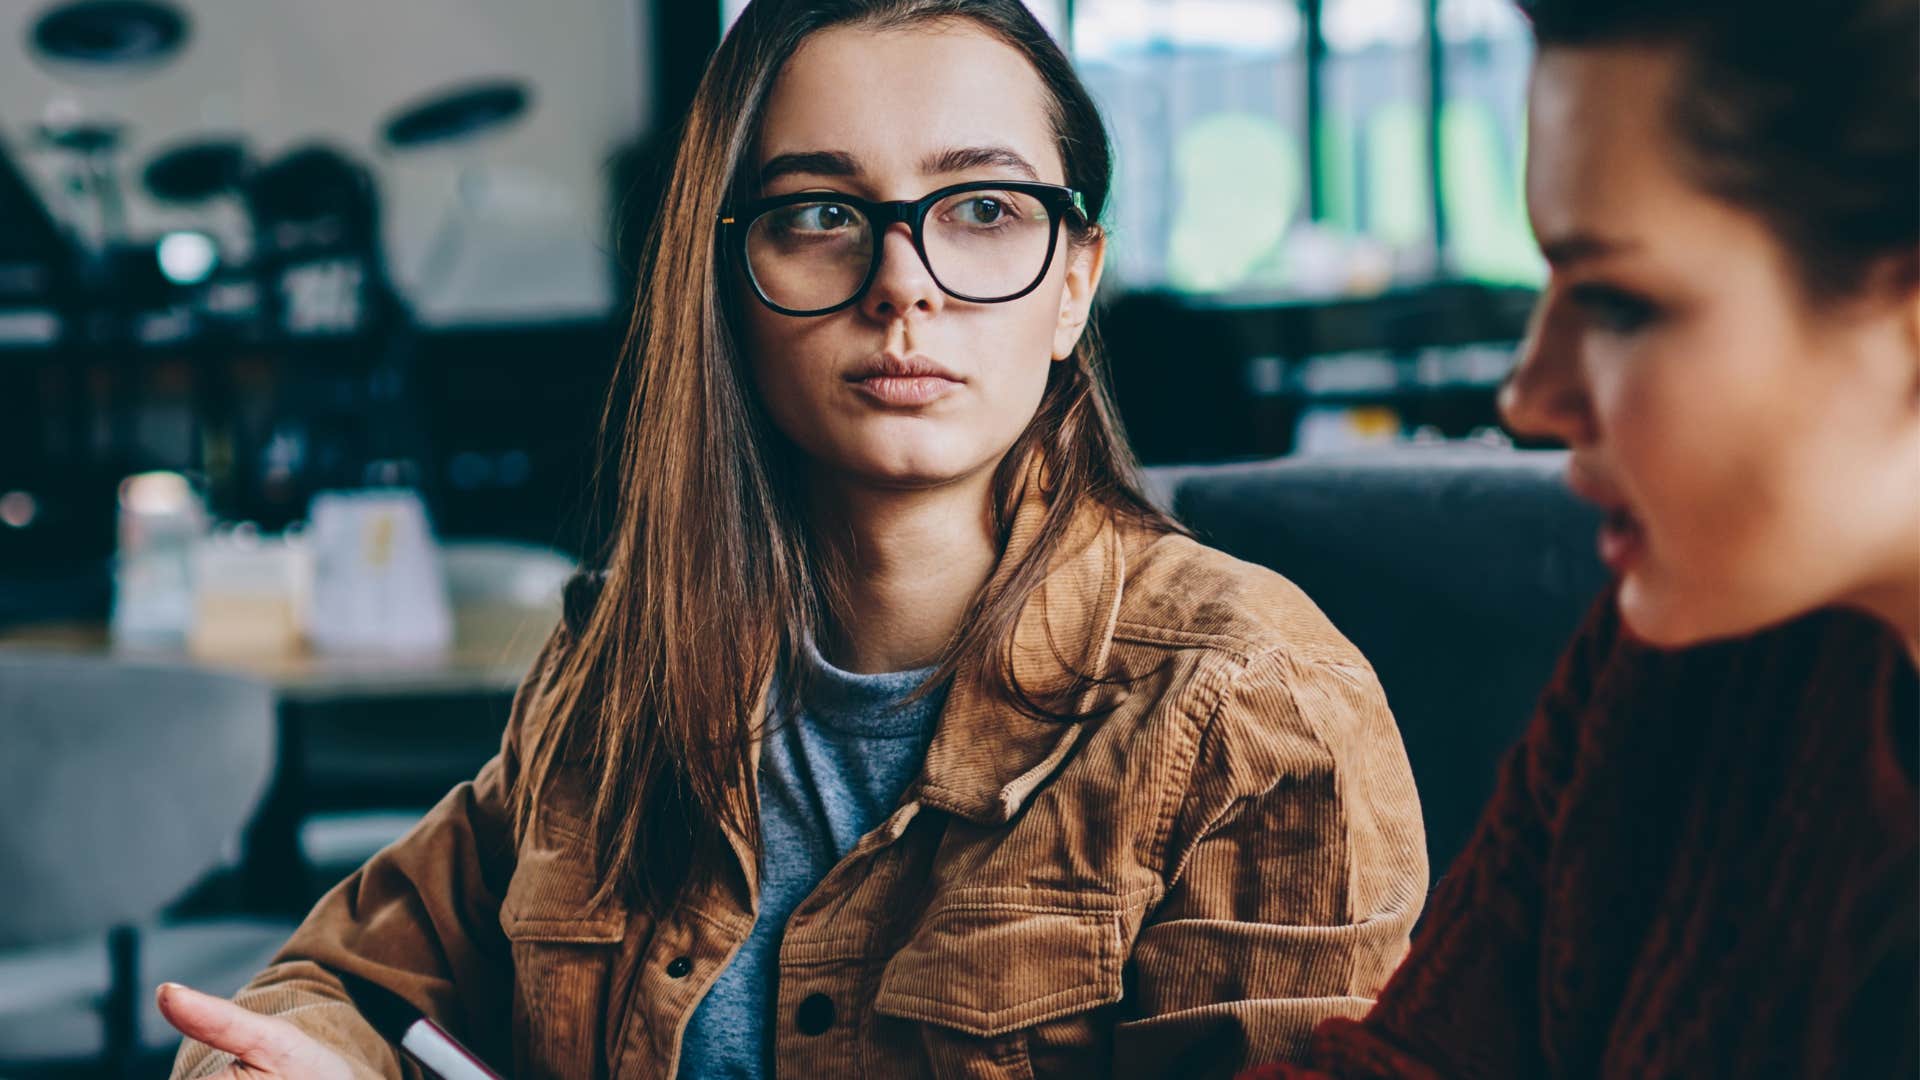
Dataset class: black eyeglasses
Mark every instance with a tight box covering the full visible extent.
[719,180,1088,317]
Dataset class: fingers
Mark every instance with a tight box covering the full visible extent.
[155,981,307,1069]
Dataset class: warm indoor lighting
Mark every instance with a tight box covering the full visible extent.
[0,490,38,529]
[117,470,191,515]
[156,230,217,285]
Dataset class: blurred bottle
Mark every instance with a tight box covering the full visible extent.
[110,471,207,647]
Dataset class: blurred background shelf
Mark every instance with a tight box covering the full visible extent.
[0,0,1543,596]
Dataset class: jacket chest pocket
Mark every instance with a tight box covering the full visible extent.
[873,889,1127,1079]
[499,818,629,1080]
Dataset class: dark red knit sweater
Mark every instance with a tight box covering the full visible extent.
[1245,595,1918,1079]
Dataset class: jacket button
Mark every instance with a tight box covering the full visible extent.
[665,956,692,979]
[795,992,835,1035]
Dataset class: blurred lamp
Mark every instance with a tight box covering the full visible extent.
[246,145,375,233]
[35,120,121,154]
[29,0,188,68]
[157,231,217,285]
[143,138,249,203]
[381,79,531,150]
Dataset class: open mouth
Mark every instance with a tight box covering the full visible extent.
[1598,505,1646,573]
[1566,463,1647,575]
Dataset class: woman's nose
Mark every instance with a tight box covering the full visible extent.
[859,223,944,322]
[1499,295,1596,446]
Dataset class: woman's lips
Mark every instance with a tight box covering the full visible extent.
[846,355,963,407]
[1565,462,1646,574]
[1597,506,1646,574]
[849,374,961,407]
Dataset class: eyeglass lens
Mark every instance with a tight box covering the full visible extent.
[743,187,1057,312]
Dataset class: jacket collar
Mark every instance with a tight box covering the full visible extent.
[912,454,1126,825]
[600,454,1132,911]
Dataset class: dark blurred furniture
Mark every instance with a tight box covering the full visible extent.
[0,541,570,913]
[1147,447,1608,883]
[0,653,291,1076]
[1106,282,1538,461]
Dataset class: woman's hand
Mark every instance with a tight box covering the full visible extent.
[157,982,361,1080]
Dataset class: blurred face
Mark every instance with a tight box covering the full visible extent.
[737,20,1103,491]
[1502,44,1920,649]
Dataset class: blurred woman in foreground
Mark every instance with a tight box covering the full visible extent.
[1247,0,1919,1075]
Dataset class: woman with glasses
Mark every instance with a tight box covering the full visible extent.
[160,2,1426,1077]
[1244,0,1918,1076]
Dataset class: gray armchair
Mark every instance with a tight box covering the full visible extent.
[0,653,294,1075]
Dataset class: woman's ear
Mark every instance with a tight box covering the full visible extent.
[1903,258,1920,403]
[1052,229,1108,361]
[1873,250,1920,404]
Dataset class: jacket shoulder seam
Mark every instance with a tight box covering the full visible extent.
[1141,647,1251,877]
[1108,619,1269,660]
[1157,647,1351,887]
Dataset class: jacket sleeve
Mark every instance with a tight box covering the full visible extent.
[171,628,570,1080]
[1238,593,1623,1080]
[1111,647,1430,1080]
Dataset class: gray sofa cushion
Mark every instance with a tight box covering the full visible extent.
[1148,448,1609,882]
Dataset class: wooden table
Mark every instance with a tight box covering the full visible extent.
[0,602,557,703]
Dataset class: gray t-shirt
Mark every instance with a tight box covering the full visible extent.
[677,642,948,1079]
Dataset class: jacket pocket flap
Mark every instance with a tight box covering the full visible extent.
[498,820,626,944]
[874,896,1125,1038]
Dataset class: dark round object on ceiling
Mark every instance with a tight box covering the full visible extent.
[246,145,376,234]
[37,121,121,154]
[30,0,189,66]
[382,80,530,149]
[144,139,249,203]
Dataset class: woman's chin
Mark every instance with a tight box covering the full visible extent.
[1616,571,1798,652]
[820,444,988,492]
[1616,596,1708,650]
[803,420,1020,488]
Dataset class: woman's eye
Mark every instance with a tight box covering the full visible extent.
[954,196,1012,226]
[778,203,856,232]
[1566,283,1660,334]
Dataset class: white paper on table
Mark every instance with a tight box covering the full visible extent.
[305,489,453,655]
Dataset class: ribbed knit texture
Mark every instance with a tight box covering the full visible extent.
[1244,596,1919,1079]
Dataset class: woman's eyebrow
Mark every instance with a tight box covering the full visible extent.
[757,145,1043,187]
[921,145,1041,180]
[760,150,859,185]
[1539,232,1642,269]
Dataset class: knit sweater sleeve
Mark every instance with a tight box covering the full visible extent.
[1240,591,1625,1080]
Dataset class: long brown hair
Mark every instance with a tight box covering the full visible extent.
[517,0,1178,913]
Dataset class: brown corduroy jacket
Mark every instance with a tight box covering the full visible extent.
[173,486,1427,1080]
